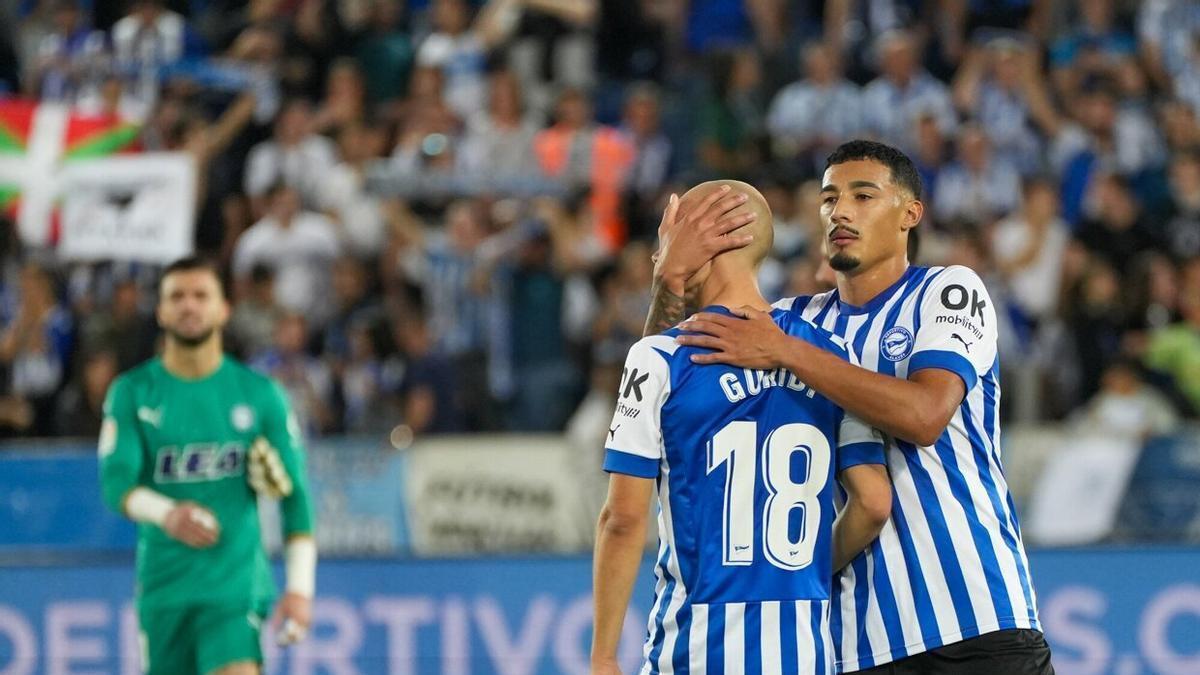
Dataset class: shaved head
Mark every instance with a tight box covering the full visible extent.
[679,179,774,268]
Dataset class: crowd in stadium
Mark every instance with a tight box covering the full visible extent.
[1,0,1200,441]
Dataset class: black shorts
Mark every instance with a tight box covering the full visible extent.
[853,629,1055,675]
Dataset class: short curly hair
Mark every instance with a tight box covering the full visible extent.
[826,139,923,200]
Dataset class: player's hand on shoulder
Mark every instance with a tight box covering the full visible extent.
[275,591,312,646]
[163,502,220,548]
[248,436,293,499]
[677,306,790,368]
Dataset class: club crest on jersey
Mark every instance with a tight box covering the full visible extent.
[881,326,914,362]
[231,405,255,431]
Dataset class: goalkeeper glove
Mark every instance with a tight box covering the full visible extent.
[248,437,293,499]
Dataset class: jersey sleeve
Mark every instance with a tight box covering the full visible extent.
[910,265,998,393]
[602,338,673,479]
[837,412,887,472]
[262,380,315,538]
[98,375,146,513]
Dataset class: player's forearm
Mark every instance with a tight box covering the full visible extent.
[832,500,886,572]
[121,487,176,526]
[592,509,648,661]
[780,340,947,446]
[285,535,317,597]
[643,273,689,336]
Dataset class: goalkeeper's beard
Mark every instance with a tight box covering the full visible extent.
[165,326,217,348]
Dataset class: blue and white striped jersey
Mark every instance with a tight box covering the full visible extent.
[775,265,1041,672]
[604,307,886,675]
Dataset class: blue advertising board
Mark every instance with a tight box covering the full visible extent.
[1,550,1198,674]
[0,439,409,557]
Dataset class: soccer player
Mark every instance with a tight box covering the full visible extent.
[662,141,1054,673]
[99,257,316,675]
[591,181,893,674]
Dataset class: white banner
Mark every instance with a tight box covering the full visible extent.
[1026,432,1141,545]
[405,435,590,554]
[55,153,196,263]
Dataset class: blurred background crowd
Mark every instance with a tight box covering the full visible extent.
[2,0,1200,445]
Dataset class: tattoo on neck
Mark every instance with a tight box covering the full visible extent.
[643,276,696,336]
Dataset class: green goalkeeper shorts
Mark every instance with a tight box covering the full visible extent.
[139,602,267,675]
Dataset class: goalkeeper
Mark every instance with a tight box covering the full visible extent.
[99,257,315,675]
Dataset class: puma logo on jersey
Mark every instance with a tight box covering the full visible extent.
[137,406,163,428]
[951,333,973,352]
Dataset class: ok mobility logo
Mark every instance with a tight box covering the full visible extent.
[936,283,986,340]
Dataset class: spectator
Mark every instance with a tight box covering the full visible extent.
[695,48,766,178]
[415,0,518,121]
[78,276,157,373]
[911,112,951,206]
[1146,286,1200,414]
[934,123,1023,226]
[620,82,672,201]
[1066,258,1130,404]
[226,263,283,359]
[1049,0,1136,99]
[311,57,368,135]
[619,82,673,241]
[1076,173,1160,271]
[861,30,958,152]
[1073,357,1179,440]
[500,220,582,431]
[682,0,784,54]
[317,122,391,258]
[243,98,338,215]
[992,178,1071,323]
[232,183,342,323]
[502,0,598,115]
[250,312,335,436]
[952,36,1045,172]
[767,42,862,175]
[24,0,107,103]
[396,312,465,434]
[387,199,497,428]
[1159,97,1200,152]
[322,257,382,365]
[457,68,541,179]
[111,0,203,118]
[390,65,464,174]
[1049,80,1165,223]
[534,88,635,252]
[54,349,118,437]
[591,241,651,363]
[1136,0,1189,89]
[0,262,73,437]
[355,0,415,105]
[1156,150,1200,262]
[338,317,396,435]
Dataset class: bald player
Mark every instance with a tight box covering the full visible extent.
[591,181,893,675]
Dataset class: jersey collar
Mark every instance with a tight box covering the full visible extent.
[834,265,921,316]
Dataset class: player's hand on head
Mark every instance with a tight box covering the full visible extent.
[163,502,220,548]
[677,306,789,369]
[275,591,312,646]
[654,186,756,289]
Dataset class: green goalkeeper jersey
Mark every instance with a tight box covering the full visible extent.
[99,355,314,610]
